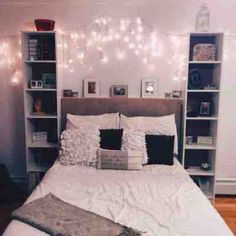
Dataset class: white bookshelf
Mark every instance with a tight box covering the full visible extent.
[21,31,61,192]
[183,32,224,202]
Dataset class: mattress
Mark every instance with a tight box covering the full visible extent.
[3,159,233,236]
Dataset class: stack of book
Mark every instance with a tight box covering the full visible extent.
[28,39,41,60]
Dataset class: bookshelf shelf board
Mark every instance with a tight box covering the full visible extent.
[187,89,220,93]
[25,88,57,92]
[28,143,58,148]
[185,144,216,150]
[187,167,214,176]
[186,116,218,120]
[25,60,56,63]
[189,61,222,64]
[26,115,58,119]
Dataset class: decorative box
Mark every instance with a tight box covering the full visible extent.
[197,136,214,146]
[30,80,44,89]
[42,73,56,88]
[32,132,47,144]
[193,44,216,61]
[97,149,143,170]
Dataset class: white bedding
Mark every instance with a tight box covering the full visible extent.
[4,160,233,236]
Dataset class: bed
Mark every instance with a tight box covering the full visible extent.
[4,98,233,236]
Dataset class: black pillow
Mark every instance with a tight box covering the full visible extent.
[100,129,123,150]
[146,135,175,165]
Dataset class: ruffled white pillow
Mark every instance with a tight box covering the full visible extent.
[59,126,100,166]
[122,129,147,164]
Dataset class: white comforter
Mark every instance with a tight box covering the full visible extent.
[4,160,233,236]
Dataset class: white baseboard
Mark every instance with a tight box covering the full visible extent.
[216,178,236,195]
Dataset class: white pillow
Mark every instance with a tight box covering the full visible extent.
[120,114,178,154]
[66,113,119,130]
[122,129,148,164]
[59,126,100,166]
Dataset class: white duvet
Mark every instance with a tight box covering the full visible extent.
[4,160,233,236]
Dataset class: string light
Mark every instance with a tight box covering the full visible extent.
[101,55,109,64]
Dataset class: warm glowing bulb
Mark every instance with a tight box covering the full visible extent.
[102,18,107,25]
[69,68,74,73]
[115,33,121,40]
[68,59,73,64]
[137,26,143,33]
[131,30,135,35]
[87,40,93,47]
[101,56,109,64]
[128,43,135,49]
[92,31,97,36]
[134,50,140,55]
[70,33,79,39]
[120,25,126,31]
[136,17,142,24]
[78,52,85,59]
[124,36,130,42]
[116,50,126,60]
[143,57,148,64]
[173,76,179,81]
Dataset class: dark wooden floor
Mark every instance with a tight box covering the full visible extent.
[0,196,236,235]
[215,196,236,235]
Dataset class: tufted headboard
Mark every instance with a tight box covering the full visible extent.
[61,97,183,160]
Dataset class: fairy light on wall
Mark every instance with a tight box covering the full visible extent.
[62,16,163,71]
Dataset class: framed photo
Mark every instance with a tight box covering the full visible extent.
[172,90,182,98]
[30,80,43,89]
[110,85,128,97]
[141,79,157,97]
[199,102,211,116]
[197,136,214,146]
[42,73,56,89]
[84,79,99,97]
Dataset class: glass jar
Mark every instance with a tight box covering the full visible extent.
[196,3,210,32]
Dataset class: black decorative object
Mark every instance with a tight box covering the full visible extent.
[63,90,73,97]
[201,162,211,171]
[188,68,202,89]
[100,129,123,150]
[146,135,174,166]
[187,105,198,117]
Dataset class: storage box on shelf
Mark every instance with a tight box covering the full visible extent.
[183,32,223,202]
[21,31,60,192]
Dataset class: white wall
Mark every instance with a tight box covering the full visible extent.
[0,0,236,186]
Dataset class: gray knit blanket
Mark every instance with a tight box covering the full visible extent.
[12,193,142,236]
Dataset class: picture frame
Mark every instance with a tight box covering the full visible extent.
[42,73,56,89]
[30,80,43,89]
[141,79,157,97]
[110,85,128,97]
[172,90,182,98]
[197,136,214,146]
[84,79,99,97]
[199,102,211,116]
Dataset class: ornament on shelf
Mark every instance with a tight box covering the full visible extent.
[196,3,210,32]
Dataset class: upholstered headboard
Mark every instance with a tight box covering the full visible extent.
[61,97,183,159]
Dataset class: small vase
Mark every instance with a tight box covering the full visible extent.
[196,3,210,32]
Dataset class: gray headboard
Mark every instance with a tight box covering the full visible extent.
[61,98,183,159]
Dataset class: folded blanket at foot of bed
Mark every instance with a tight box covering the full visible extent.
[12,193,142,236]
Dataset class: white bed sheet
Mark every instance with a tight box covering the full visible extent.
[4,159,233,236]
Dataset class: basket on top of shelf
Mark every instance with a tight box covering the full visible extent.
[35,19,55,31]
